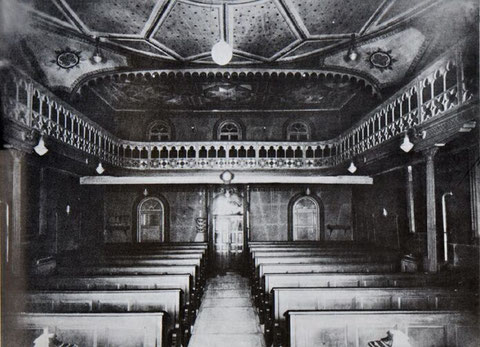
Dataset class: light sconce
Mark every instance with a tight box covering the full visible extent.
[143,188,149,196]
[345,34,360,62]
[400,130,427,153]
[91,37,104,64]
[34,135,48,156]
[211,40,233,66]
[400,133,414,153]
[220,170,233,184]
[66,205,71,215]
[96,162,105,175]
[191,126,196,133]
[305,187,311,196]
[347,161,357,174]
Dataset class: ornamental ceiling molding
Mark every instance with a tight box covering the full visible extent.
[71,67,382,97]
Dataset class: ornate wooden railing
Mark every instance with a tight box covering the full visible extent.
[1,43,474,171]
[337,46,472,162]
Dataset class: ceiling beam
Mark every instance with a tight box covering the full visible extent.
[80,173,373,185]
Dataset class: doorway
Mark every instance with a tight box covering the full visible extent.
[210,188,245,273]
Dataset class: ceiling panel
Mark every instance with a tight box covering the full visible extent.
[323,28,426,87]
[151,1,223,59]
[286,0,384,36]
[230,0,300,59]
[63,0,159,35]
[31,0,75,28]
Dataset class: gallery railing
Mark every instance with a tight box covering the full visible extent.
[1,43,474,171]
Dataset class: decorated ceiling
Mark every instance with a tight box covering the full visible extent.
[3,0,477,115]
[24,0,437,63]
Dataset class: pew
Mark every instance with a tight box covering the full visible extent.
[7,312,166,347]
[259,271,463,314]
[30,274,196,329]
[284,310,478,347]
[19,289,184,347]
[268,287,477,346]
[56,264,201,297]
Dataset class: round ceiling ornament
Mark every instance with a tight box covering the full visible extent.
[367,48,396,72]
[211,41,233,66]
[54,47,82,70]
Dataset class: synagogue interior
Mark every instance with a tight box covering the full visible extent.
[0,0,479,346]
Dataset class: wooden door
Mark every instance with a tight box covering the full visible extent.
[213,215,244,272]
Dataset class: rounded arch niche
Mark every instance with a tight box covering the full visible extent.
[133,195,169,243]
[288,192,324,241]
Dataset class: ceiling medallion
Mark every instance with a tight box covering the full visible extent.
[53,47,82,70]
[367,48,397,72]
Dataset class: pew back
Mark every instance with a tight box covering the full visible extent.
[8,312,165,347]
[263,272,457,294]
[285,310,478,347]
[259,262,397,278]
[272,287,476,322]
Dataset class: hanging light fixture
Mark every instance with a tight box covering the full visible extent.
[91,37,104,64]
[347,161,357,174]
[345,34,359,62]
[34,135,48,156]
[400,133,414,153]
[96,162,105,175]
[211,40,233,66]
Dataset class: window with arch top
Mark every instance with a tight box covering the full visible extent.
[287,121,310,141]
[137,197,165,242]
[148,121,172,141]
[292,196,321,241]
[217,120,242,140]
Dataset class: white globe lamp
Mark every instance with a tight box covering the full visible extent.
[211,40,233,66]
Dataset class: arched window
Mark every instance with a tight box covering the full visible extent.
[287,121,310,141]
[137,197,164,242]
[217,120,242,140]
[148,121,172,141]
[291,196,321,241]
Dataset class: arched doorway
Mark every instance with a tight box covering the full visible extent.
[289,194,324,241]
[210,188,244,273]
[137,197,165,242]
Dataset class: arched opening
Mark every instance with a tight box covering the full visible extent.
[286,121,311,141]
[136,197,165,242]
[217,120,242,140]
[147,120,173,141]
[288,194,324,241]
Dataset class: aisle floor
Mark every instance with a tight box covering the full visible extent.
[188,272,266,347]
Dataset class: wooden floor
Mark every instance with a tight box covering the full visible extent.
[188,273,266,347]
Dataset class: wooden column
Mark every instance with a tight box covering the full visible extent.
[9,149,26,276]
[406,165,416,233]
[424,147,439,272]
[469,132,480,240]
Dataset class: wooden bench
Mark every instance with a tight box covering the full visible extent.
[268,287,478,346]
[285,310,478,347]
[7,312,166,347]
[30,274,197,327]
[18,289,184,347]
[260,271,463,314]
[56,264,201,296]
[249,249,398,274]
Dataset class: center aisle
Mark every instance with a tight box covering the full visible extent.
[188,272,266,347]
